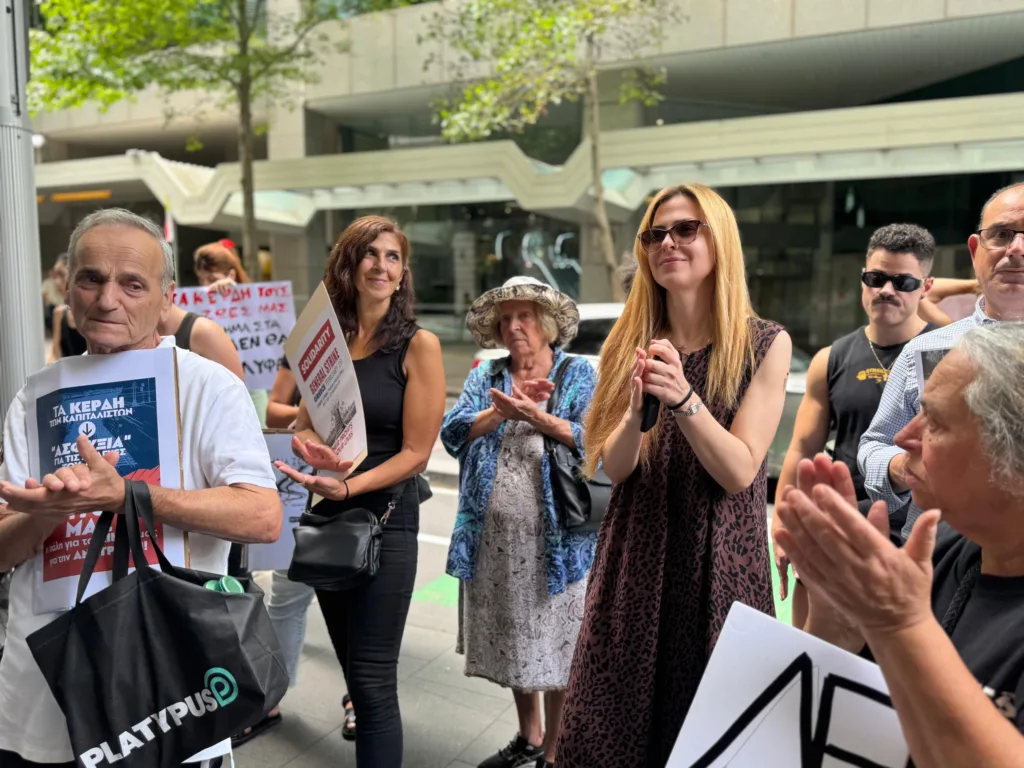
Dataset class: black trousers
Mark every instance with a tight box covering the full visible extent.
[314,481,419,768]
[0,752,222,767]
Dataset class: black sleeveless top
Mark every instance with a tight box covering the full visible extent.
[173,311,201,351]
[827,323,934,500]
[353,332,417,471]
[59,309,88,358]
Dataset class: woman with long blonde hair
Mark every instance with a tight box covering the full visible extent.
[556,184,792,767]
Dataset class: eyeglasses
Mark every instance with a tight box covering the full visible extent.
[638,219,709,251]
[977,227,1024,250]
[861,270,923,292]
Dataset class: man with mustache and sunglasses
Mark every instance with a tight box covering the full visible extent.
[859,182,1024,542]
[772,223,937,626]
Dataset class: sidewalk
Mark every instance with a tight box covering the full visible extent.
[238,490,516,768]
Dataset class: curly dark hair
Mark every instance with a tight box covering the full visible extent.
[866,223,936,275]
[324,216,417,352]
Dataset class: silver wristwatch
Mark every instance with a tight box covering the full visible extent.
[675,399,703,418]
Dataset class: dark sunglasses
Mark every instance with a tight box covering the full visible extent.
[861,270,923,292]
[638,219,709,250]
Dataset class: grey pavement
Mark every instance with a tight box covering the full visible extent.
[237,487,516,768]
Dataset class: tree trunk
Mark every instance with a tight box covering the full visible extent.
[585,45,623,302]
[237,76,259,281]
[236,0,260,281]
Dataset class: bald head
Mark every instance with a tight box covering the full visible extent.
[978,182,1024,231]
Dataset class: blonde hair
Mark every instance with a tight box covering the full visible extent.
[583,184,756,476]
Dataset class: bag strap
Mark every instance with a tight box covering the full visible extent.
[75,511,118,606]
[126,480,178,575]
[940,557,982,636]
[545,357,573,415]
[110,512,130,581]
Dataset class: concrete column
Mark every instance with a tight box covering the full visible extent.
[271,212,331,312]
[809,182,836,349]
[451,230,476,314]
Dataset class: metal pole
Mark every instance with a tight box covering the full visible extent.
[0,0,45,417]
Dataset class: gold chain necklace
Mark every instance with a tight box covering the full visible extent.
[864,328,893,382]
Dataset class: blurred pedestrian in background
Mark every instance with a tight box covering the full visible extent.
[40,255,68,337]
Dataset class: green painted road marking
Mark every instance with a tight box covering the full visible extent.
[412,573,460,607]
[771,554,793,626]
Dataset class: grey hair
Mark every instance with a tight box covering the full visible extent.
[957,322,1024,495]
[67,208,176,292]
[866,223,935,275]
[493,301,559,346]
[977,182,1024,231]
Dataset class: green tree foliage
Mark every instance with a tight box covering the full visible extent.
[424,0,675,299]
[29,0,351,276]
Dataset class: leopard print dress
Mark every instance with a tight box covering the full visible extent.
[556,318,783,768]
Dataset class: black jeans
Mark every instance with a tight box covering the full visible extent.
[0,752,222,767]
[314,481,419,768]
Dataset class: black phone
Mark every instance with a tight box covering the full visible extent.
[639,355,661,433]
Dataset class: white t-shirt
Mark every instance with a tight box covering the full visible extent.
[0,337,276,763]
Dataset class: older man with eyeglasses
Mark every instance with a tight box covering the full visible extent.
[859,181,1024,540]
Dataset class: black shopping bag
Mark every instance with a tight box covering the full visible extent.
[27,481,289,768]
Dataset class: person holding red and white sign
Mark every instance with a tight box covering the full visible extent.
[275,215,445,768]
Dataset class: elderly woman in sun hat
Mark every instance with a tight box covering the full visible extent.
[441,276,598,768]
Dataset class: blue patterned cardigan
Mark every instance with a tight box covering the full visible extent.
[441,347,598,596]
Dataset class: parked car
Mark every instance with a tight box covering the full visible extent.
[472,302,809,481]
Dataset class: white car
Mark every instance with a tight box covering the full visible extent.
[471,301,809,480]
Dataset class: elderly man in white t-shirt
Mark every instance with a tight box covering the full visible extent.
[0,209,281,768]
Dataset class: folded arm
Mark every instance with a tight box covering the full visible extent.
[858,350,916,503]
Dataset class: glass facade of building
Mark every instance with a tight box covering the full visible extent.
[339,171,1019,350]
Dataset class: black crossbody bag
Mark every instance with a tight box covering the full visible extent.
[543,358,612,533]
[288,478,409,591]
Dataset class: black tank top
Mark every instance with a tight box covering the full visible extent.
[353,331,417,471]
[59,309,88,358]
[827,323,934,500]
[173,312,201,351]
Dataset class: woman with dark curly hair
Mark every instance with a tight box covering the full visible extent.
[275,215,445,768]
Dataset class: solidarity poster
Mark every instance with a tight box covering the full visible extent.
[245,431,312,572]
[173,281,296,390]
[25,347,185,614]
[669,604,908,767]
[283,282,367,469]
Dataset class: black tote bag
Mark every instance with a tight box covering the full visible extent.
[27,480,289,768]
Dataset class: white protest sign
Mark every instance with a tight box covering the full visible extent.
[283,282,368,469]
[24,347,186,615]
[246,432,312,572]
[173,281,296,390]
[669,603,909,768]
